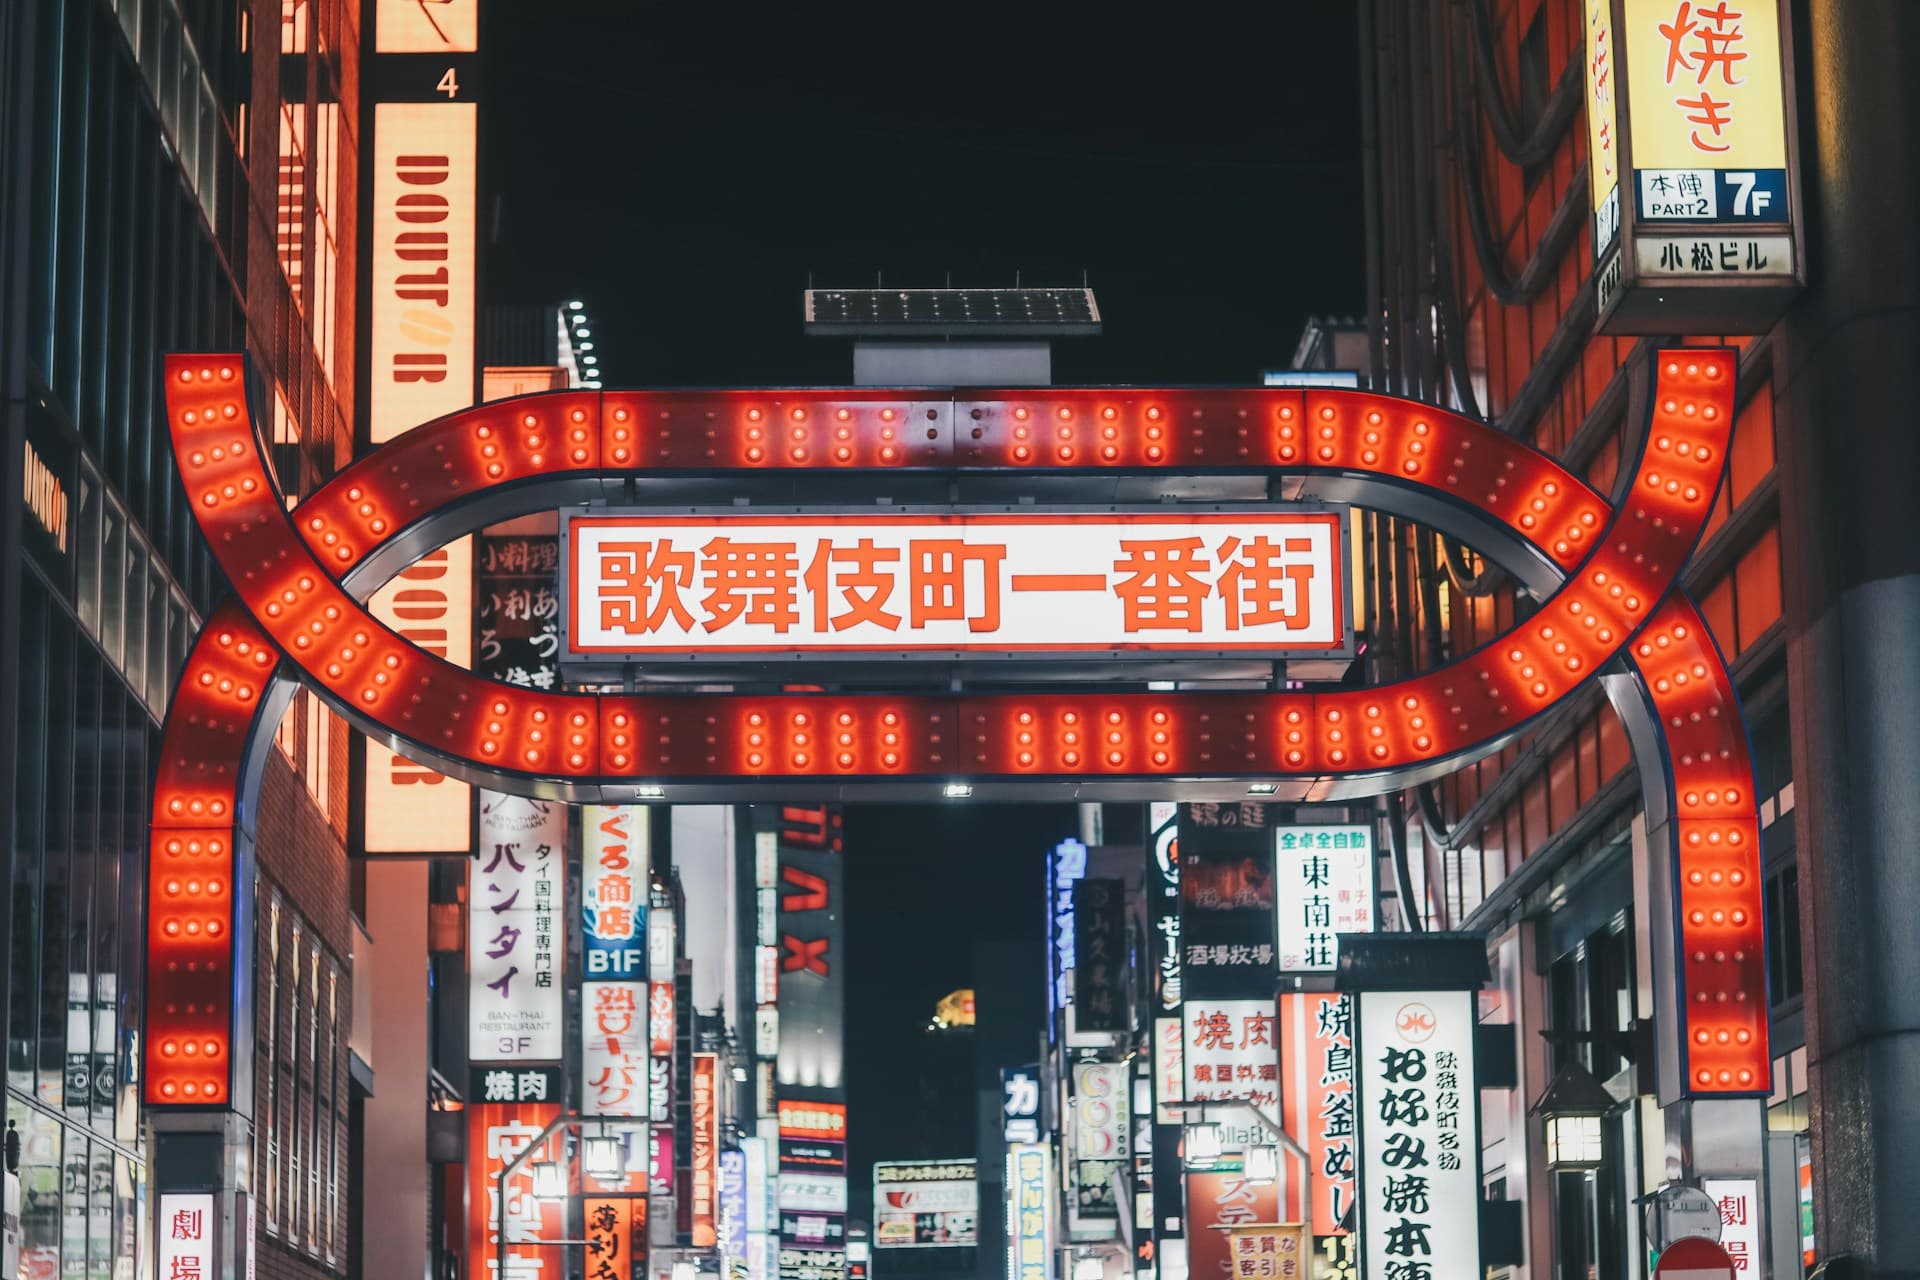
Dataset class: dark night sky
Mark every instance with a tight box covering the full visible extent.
[483,0,1364,1202]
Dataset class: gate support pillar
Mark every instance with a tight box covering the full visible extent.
[150,1111,254,1280]
[1780,3,1920,1275]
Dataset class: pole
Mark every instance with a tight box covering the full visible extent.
[1779,3,1920,1273]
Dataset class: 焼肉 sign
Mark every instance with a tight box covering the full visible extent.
[562,509,1349,661]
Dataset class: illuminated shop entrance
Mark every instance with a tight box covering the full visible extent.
[145,350,1764,1261]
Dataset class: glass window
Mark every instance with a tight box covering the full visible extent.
[11,580,52,1088]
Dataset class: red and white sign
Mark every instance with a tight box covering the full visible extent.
[583,980,644,1116]
[1186,1172,1279,1280]
[1655,1236,1737,1280]
[779,1100,848,1141]
[1701,1179,1761,1275]
[1279,993,1355,1236]
[648,980,675,1057]
[467,1101,564,1280]
[1183,999,1279,1109]
[158,1194,215,1280]
[564,510,1348,658]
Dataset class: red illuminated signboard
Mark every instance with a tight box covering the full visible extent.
[562,510,1349,662]
[693,1053,720,1247]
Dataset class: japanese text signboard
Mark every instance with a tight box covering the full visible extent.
[479,534,562,691]
[1701,1178,1761,1276]
[873,1160,979,1249]
[1072,879,1129,1032]
[1183,1000,1279,1111]
[585,1198,645,1280]
[1008,1143,1054,1280]
[467,1099,564,1280]
[1179,804,1277,999]
[1353,989,1481,1280]
[1225,1224,1307,1280]
[469,795,565,1061]
[584,806,647,977]
[159,1195,215,1280]
[694,1053,721,1247]
[1187,1173,1281,1280]
[1274,826,1373,974]
[562,510,1349,665]
[1592,0,1801,332]
[1070,1063,1130,1224]
[1279,994,1356,1237]
[723,1148,752,1261]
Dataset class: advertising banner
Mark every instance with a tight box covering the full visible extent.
[1182,999,1279,1110]
[582,807,647,978]
[777,805,845,1094]
[693,1053,720,1247]
[478,533,562,692]
[467,1099,564,1280]
[1007,1143,1054,1280]
[1069,1062,1128,1226]
[1049,838,1088,1013]
[722,1148,751,1260]
[1273,826,1373,974]
[1071,879,1128,1032]
[583,981,645,1117]
[780,1173,851,1214]
[1002,1066,1042,1145]
[873,1160,978,1248]
[563,510,1349,660]
[1185,1172,1279,1280]
[1279,994,1356,1237]
[1178,805,1276,999]
[1224,1224,1306,1280]
[1354,990,1480,1280]
[584,1199,645,1280]
[469,795,565,1061]
[157,1195,215,1280]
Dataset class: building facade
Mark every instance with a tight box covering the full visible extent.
[0,0,362,1276]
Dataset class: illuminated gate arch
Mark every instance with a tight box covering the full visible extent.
[145,350,1764,1112]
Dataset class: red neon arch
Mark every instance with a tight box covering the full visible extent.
[145,353,1764,1107]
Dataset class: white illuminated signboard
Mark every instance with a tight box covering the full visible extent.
[562,510,1349,661]
[874,1161,978,1249]
[158,1194,215,1280]
[1355,989,1480,1279]
[1274,825,1374,973]
[469,796,565,1061]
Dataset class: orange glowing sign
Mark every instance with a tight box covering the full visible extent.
[563,511,1349,660]
[692,1053,720,1247]
[779,1100,848,1142]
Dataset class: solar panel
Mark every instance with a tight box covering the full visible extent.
[804,288,1101,337]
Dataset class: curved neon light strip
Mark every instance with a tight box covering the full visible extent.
[146,354,1763,1105]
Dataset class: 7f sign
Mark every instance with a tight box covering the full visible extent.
[563,509,1349,664]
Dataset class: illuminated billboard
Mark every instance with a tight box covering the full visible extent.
[873,1160,978,1249]
[1590,0,1802,332]
[561,509,1350,664]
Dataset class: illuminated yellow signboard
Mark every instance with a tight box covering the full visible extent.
[1591,0,1802,334]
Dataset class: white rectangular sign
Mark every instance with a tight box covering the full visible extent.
[159,1194,216,1280]
[780,1172,851,1214]
[1702,1178,1762,1276]
[564,510,1349,658]
[874,1161,978,1249]
[1071,1063,1130,1162]
[1274,826,1375,973]
[1182,999,1279,1110]
[582,980,645,1117]
[1355,989,1480,1280]
[469,795,565,1061]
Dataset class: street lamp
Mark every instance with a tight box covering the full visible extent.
[1185,1121,1223,1165]
[530,1158,569,1200]
[1243,1145,1278,1185]
[1532,1060,1617,1172]
[583,1133,627,1181]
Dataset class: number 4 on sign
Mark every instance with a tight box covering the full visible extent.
[436,67,460,98]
